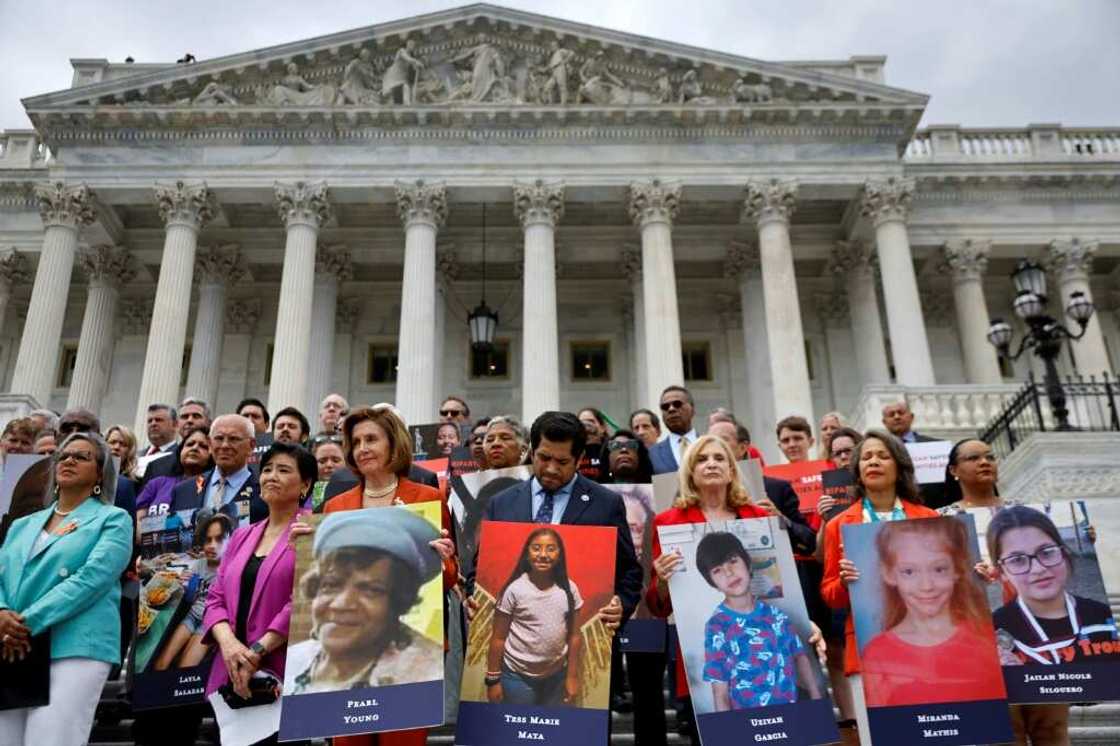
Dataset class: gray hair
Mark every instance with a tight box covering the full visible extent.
[210,413,254,441]
[28,409,59,431]
[46,432,118,505]
[180,397,211,419]
[486,415,529,447]
[320,393,349,411]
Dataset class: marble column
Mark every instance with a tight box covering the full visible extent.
[11,182,96,405]
[726,241,778,462]
[134,181,214,435]
[268,181,332,414]
[0,250,30,339]
[186,244,245,407]
[830,240,891,385]
[334,299,362,397]
[629,179,684,405]
[620,245,647,408]
[862,177,936,386]
[306,244,352,419]
[393,180,446,424]
[1048,238,1112,376]
[743,178,814,422]
[943,239,1003,384]
[515,179,565,422]
[67,245,134,411]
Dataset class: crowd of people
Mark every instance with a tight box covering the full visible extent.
[0,387,1081,746]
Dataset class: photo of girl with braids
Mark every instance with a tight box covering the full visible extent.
[486,527,583,706]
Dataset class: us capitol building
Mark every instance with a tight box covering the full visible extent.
[0,3,1117,467]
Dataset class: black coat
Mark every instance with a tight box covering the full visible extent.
[168,467,267,524]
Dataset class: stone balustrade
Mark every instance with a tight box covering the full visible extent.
[905,124,1120,162]
[847,382,1023,440]
[0,130,51,170]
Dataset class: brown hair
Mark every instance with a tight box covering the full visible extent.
[775,415,812,440]
[852,429,922,505]
[675,434,754,510]
[341,406,412,480]
[2,417,35,442]
[105,424,139,479]
[877,518,991,631]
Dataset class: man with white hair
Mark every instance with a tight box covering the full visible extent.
[169,414,266,524]
[27,408,59,435]
[318,393,349,434]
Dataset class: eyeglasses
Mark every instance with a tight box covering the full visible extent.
[608,439,640,452]
[58,451,94,463]
[831,447,854,459]
[660,400,687,412]
[312,434,342,446]
[59,423,94,435]
[440,409,465,417]
[211,435,247,445]
[959,453,998,464]
[998,544,1066,575]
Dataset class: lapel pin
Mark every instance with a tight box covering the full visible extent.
[580,494,590,502]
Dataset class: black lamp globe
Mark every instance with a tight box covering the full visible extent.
[1065,290,1095,326]
[468,301,498,352]
[1011,259,1048,299]
[1012,290,1046,320]
[987,318,1013,350]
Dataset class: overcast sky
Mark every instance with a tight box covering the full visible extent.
[2,0,1118,131]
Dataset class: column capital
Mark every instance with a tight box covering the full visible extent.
[742,178,798,227]
[275,180,332,229]
[335,297,363,333]
[814,291,850,327]
[225,299,261,334]
[315,243,354,282]
[918,283,954,327]
[1046,237,1098,281]
[78,244,135,289]
[155,180,215,229]
[861,176,915,226]
[513,179,565,228]
[829,239,878,278]
[0,249,31,288]
[724,240,761,278]
[628,179,681,227]
[195,243,248,286]
[118,297,153,336]
[395,179,447,229]
[619,243,642,281]
[941,239,992,282]
[35,181,96,229]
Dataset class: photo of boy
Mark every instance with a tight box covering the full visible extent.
[696,531,822,710]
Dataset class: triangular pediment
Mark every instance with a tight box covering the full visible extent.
[23,3,927,135]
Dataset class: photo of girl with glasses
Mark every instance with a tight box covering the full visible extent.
[987,505,1120,666]
[486,527,584,706]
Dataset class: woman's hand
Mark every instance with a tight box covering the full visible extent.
[219,637,258,699]
[0,609,29,644]
[563,673,581,704]
[486,682,503,703]
[816,495,836,516]
[653,549,683,584]
[597,596,623,634]
[287,520,315,548]
[807,622,827,667]
[974,561,999,583]
[754,496,780,517]
[429,529,455,560]
[838,558,859,586]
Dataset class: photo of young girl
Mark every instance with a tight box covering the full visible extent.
[987,504,1120,667]
[696,531,822,711]
[487,527,584,706]
[854,516,1008,707]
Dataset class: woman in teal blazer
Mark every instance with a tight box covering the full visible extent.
[0,431,132,746]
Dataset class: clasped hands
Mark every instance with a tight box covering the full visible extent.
[0,609,31,662]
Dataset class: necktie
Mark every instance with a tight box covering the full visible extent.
[211,477,228,510]
[147,445,159,457]
[534,490,555,524]
[680,435,691,460]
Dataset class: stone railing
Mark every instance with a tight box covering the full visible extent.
[847,383,1023,440]
[0,130,52,170]
[905,124,1120,163]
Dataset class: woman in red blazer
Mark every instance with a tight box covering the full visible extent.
[303,405,456,746]
[819,429,937,746]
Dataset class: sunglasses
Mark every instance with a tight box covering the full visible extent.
[608,439,640,452]
[312,434,342,446]
[440,409,466,417]
[659,400,687,412]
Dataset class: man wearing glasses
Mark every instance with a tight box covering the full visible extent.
[169,414,267,525]
[439,396,471,425]
[648,385,698,475]
[317,393,349,434]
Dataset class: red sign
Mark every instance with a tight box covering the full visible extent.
[762,459,831,514]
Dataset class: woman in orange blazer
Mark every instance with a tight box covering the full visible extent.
[820,429,937,746]
[306,404,457,746]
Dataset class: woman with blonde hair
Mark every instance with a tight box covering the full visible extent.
[816,412,844,461]
[105,425,139,482]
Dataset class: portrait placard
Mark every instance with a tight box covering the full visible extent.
[279,502,446,740]
[602,483,666,653]
[456,521,616,746]
[448,465,532,578]
[0,453,48,540]
[660,516,837,745]
[409,421,466,461]
[843,515,1013,745]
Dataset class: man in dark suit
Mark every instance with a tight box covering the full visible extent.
[470,411,643,630]
[882,400,938,443]
[169,414,267,524]
[648,385,699,475]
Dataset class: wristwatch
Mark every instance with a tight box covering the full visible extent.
[250,641,267,656]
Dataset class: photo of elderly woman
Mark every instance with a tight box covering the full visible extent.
[854,516,1007,707]
[988,504,1120,667]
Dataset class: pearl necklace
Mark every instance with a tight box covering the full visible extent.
[363,478,399,501]
[53,504,76,516]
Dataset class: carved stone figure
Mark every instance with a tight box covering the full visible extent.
[653,67,673,103]
[339,49,380,105]
[449,38,511,103]
[540,40,576,105]
[382,39,426,105]
[578,51,627,105]
[730,78,772,103]
[678,69,717,105]
[193,81,239,106]
[264,63,337,106]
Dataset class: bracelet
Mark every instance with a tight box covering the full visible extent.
[249,641,267,656]
[484,671,502,687]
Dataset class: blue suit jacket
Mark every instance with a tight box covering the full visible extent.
[0,497,132,664]
[168,467,267,524]
[480,474,644,621]
[648,439,678,475]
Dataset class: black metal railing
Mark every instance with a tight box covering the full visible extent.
[980,371,1120,458]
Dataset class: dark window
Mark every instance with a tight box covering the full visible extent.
[470,341,510,380]
[681,342,712,382]
[264,344,274,386]
[804,339,815,381]
[998,354,1014,379]
[367,344,399,384]
[571,342,610,381]
[181,345,192,388]
[57,345,78,388]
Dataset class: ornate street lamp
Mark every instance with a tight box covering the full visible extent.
[987,259,1096,430]
[468,203,499,352]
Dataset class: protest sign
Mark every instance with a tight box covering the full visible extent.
[906,440,952,485]
[819,469,856,521]
[762,460,830,515]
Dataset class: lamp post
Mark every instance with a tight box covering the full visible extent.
[987,259,1095,430]
[468,203,499,353]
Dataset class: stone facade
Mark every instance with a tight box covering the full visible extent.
[0,5,1118,460]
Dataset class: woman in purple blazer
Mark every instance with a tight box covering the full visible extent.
[201,442,316,746]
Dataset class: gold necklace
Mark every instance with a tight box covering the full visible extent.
[363,477,398,501]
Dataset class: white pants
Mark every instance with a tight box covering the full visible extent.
[0,658,111,746]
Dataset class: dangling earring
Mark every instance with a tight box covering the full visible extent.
[92,484,102,495]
